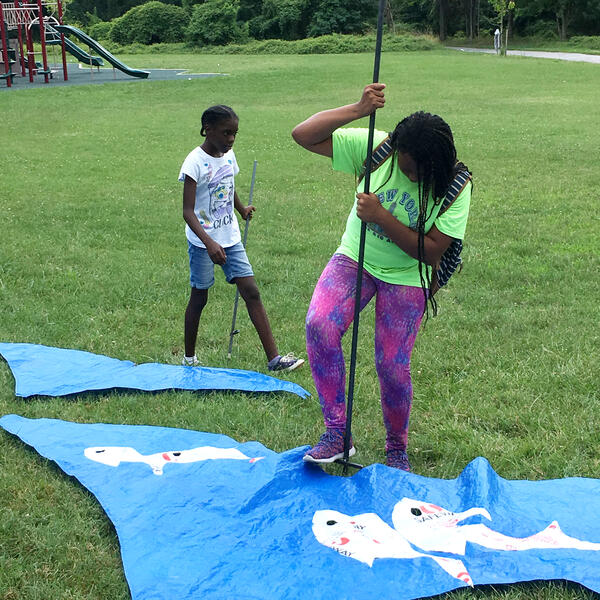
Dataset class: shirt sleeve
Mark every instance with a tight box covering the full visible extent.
[434,181,472,240]
[178,150,202,183]
[230,151,240,177]
[332,128,388,176]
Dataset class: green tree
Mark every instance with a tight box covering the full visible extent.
[308,0,376,37]
[488,0,515,51]
[186,0,248,45]
[65,0,182,25]
[109,1,188,44]
[256,0,313,40]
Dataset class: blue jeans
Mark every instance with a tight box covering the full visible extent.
[188,241,254,289]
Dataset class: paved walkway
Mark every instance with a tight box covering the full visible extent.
[448,46,600,64]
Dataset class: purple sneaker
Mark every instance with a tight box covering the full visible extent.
[303,429,355,464]
[268,353,305,372]
[386,448,411,471]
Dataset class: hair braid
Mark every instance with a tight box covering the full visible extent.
[389,111,458,318]
[200,105,238,136]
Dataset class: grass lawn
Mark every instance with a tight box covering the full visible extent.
[0,49,598,599]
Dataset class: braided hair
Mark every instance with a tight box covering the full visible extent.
[200,105,238,136]
[387,111,459,316]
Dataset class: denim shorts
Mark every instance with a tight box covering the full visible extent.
[188,241,254,289]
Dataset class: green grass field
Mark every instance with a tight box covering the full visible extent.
[1,49,599,599]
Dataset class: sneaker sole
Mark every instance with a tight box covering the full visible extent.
[303,445,356,464]
[271,359,305,373]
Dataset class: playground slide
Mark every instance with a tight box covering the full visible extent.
[54,25,149,79]
[47,35,104,67]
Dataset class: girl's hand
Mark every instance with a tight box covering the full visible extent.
[239,205,256,221]
[206,240,227,265]
[356,192,385,224]
[356,83,386,118]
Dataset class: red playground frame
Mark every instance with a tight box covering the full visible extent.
[0,0,68,87]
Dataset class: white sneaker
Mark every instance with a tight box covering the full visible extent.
[181,355,201,367]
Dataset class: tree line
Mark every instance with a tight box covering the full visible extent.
[64,0,600,43]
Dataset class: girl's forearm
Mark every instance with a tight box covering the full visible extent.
[291,104,365,149]
[375,210,450,265]
[233,191,244,214]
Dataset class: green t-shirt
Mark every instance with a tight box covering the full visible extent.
[332,127,471,287]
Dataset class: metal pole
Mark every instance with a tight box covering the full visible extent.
[227,160,258,359]
[36,0,49,83]
[57,0,68,81]
[0,3,12,87]
[337,0,386,475]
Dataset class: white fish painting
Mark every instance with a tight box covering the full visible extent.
[391,498,600,555]
[84,445,264,475]
[313,498,600,586]
[312,509,473,586]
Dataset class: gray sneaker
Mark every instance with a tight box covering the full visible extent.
[267,353,305,372]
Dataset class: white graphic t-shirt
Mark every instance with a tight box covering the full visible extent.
[178,146,241,248]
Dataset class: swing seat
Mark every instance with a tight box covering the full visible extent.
[35,68,53,78]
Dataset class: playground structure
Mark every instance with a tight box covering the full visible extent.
[0,0,148,88]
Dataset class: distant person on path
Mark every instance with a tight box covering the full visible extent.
[292,84,472,470]
[494,28,501,54]
[179,105,304,372]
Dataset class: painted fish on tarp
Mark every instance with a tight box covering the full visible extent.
[2,414,600,600]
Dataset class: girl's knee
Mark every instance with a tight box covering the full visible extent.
[241,285,261,304]
[306,309,341,343]
[189,287,208,310]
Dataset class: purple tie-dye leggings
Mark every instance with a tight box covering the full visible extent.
[306,253,425,452]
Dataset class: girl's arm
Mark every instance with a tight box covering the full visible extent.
[234,190,255,221]
[355,192,453,266]
[291,84,386,157]
[182,175,227,265]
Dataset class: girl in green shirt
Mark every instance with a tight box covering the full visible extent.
[292,84,471,471]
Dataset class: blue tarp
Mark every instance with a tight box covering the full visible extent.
[2,414,600,600]
[0,343,309,399]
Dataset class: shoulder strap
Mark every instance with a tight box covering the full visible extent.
[357,135,393,185]
[439,169,472,215]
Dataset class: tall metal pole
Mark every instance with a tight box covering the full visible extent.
[36,0,49,83]
[338,0,386,475]
[0,3,12,87]
[227,160,258,359]
[57,0,68,81]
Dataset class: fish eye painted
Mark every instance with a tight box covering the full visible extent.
[96,449,105,454]
[411,508,422,516]
[173,452,181,456]
[327,520,337,526]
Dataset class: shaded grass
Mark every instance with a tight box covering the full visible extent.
[1,49,599,599]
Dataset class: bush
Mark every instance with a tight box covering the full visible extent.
[568,36,600,51]
[198,33,437,54]
[110,1,188,45]
[186,0,248,46]
[88,21,113,41]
